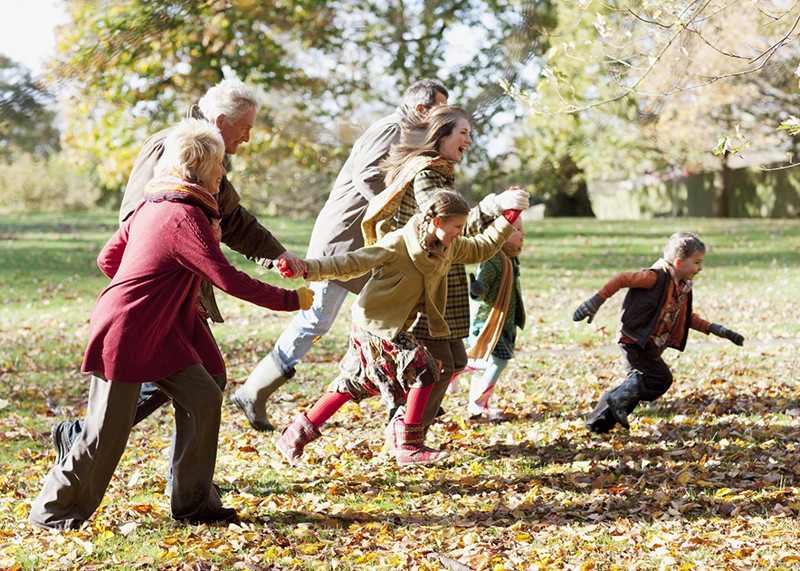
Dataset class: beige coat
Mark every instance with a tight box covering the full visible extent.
[305,108,407,293]
[305,215,514,340]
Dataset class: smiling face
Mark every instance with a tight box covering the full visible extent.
[674,252,704,281]
[438,117,472,163]
[216,106,257,155]
[201,155,227,194]
[430,214,468,248]
[507,219,525,250]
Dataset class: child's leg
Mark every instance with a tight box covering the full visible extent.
[306,392,353,428]
[468,355,509,415]
[394,382,450,465]
[277,392,352,466]
[403,384,433,425]
[587,343,673,433]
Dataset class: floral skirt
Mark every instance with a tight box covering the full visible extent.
[327,324,440,412]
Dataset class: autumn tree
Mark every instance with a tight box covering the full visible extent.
[45,0,350,211]
[43,0,553,212]
[507,0,800,216]
[0,56,60,163]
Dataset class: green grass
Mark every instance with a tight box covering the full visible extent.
[1,213,800,569]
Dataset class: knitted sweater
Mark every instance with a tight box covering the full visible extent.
[82,198,300,383]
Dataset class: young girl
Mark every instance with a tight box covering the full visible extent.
[361,105,530,431]
[463,216,526,420]
[277,191,520,466]
[28,118,312,530]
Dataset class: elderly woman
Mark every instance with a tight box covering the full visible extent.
[29,118,312,530]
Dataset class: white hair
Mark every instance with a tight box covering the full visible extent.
[155,118,225,183]
[197,78,259,123]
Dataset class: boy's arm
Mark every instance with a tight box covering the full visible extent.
[573,270,657,323]
[700,315,745,345]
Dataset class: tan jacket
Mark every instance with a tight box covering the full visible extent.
[305,215,515,340]
[305,108,407,293]
[118,106,287,322]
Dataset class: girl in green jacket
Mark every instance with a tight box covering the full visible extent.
[462,216,526,421]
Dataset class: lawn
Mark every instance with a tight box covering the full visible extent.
[1,212,799,570]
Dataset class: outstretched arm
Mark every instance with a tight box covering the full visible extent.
[573,270,658,323]
[707,322,745,346]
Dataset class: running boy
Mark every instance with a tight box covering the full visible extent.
[573,231,744,433]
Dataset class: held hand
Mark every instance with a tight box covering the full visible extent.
[709,323,745,346]
[276,252,307,279]
[469,272,485,299]
[295,286,315,311]
[495,187,530,212]
[503,209,521,224]
[573,294,605,323]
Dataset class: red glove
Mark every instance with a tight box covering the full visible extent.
[276,258,293,278]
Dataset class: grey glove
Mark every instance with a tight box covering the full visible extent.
[469,273,485,299]
[709,323,745,346]
[573,294,605,323]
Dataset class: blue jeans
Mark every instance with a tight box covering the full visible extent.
[272,279,349,370]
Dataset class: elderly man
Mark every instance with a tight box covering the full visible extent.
[51,78,305,475]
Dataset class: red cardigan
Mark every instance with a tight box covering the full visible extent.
[82,200,299,383]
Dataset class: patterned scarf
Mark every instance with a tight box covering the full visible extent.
[144,173,222,242]
[362,154,455,246]
[649,258,693,350]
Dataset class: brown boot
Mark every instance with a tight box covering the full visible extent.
[395,420,450,466]
[276,413,321,466]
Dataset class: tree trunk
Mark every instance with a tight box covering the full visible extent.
[712,153,730,217]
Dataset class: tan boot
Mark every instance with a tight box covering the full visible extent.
[276,413,321,466]
[395,420,450,466]
[233,351,294,432]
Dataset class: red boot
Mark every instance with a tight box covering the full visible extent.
[276,413,321,465]
[395,420,450,465]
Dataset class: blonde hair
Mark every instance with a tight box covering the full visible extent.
[419,190,470,248]
[381,105,471,186]
[198,77,259,123]
[663,231,706,262]
[156,118,225,183]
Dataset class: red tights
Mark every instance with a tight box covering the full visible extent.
[306,384,434,428]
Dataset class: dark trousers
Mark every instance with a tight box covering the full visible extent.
[586,342,674,432]
[420,338,468,428]
[60,320,226,487]
[30,365,223,530]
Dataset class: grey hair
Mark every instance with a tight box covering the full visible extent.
[155,118,225,184]
[402,79,449,110]
[198,78,259,123]
[663,231,706,262]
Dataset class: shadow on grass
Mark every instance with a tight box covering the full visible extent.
[239,388,800,532]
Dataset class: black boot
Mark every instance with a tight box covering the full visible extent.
[606,376,641,429]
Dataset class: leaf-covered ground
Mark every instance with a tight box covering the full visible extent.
[1,214,800,570]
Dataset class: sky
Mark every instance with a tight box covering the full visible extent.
[0,0,68,76]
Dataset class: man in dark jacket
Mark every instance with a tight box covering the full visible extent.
[52,78,306,472]
[232,79,449,432]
